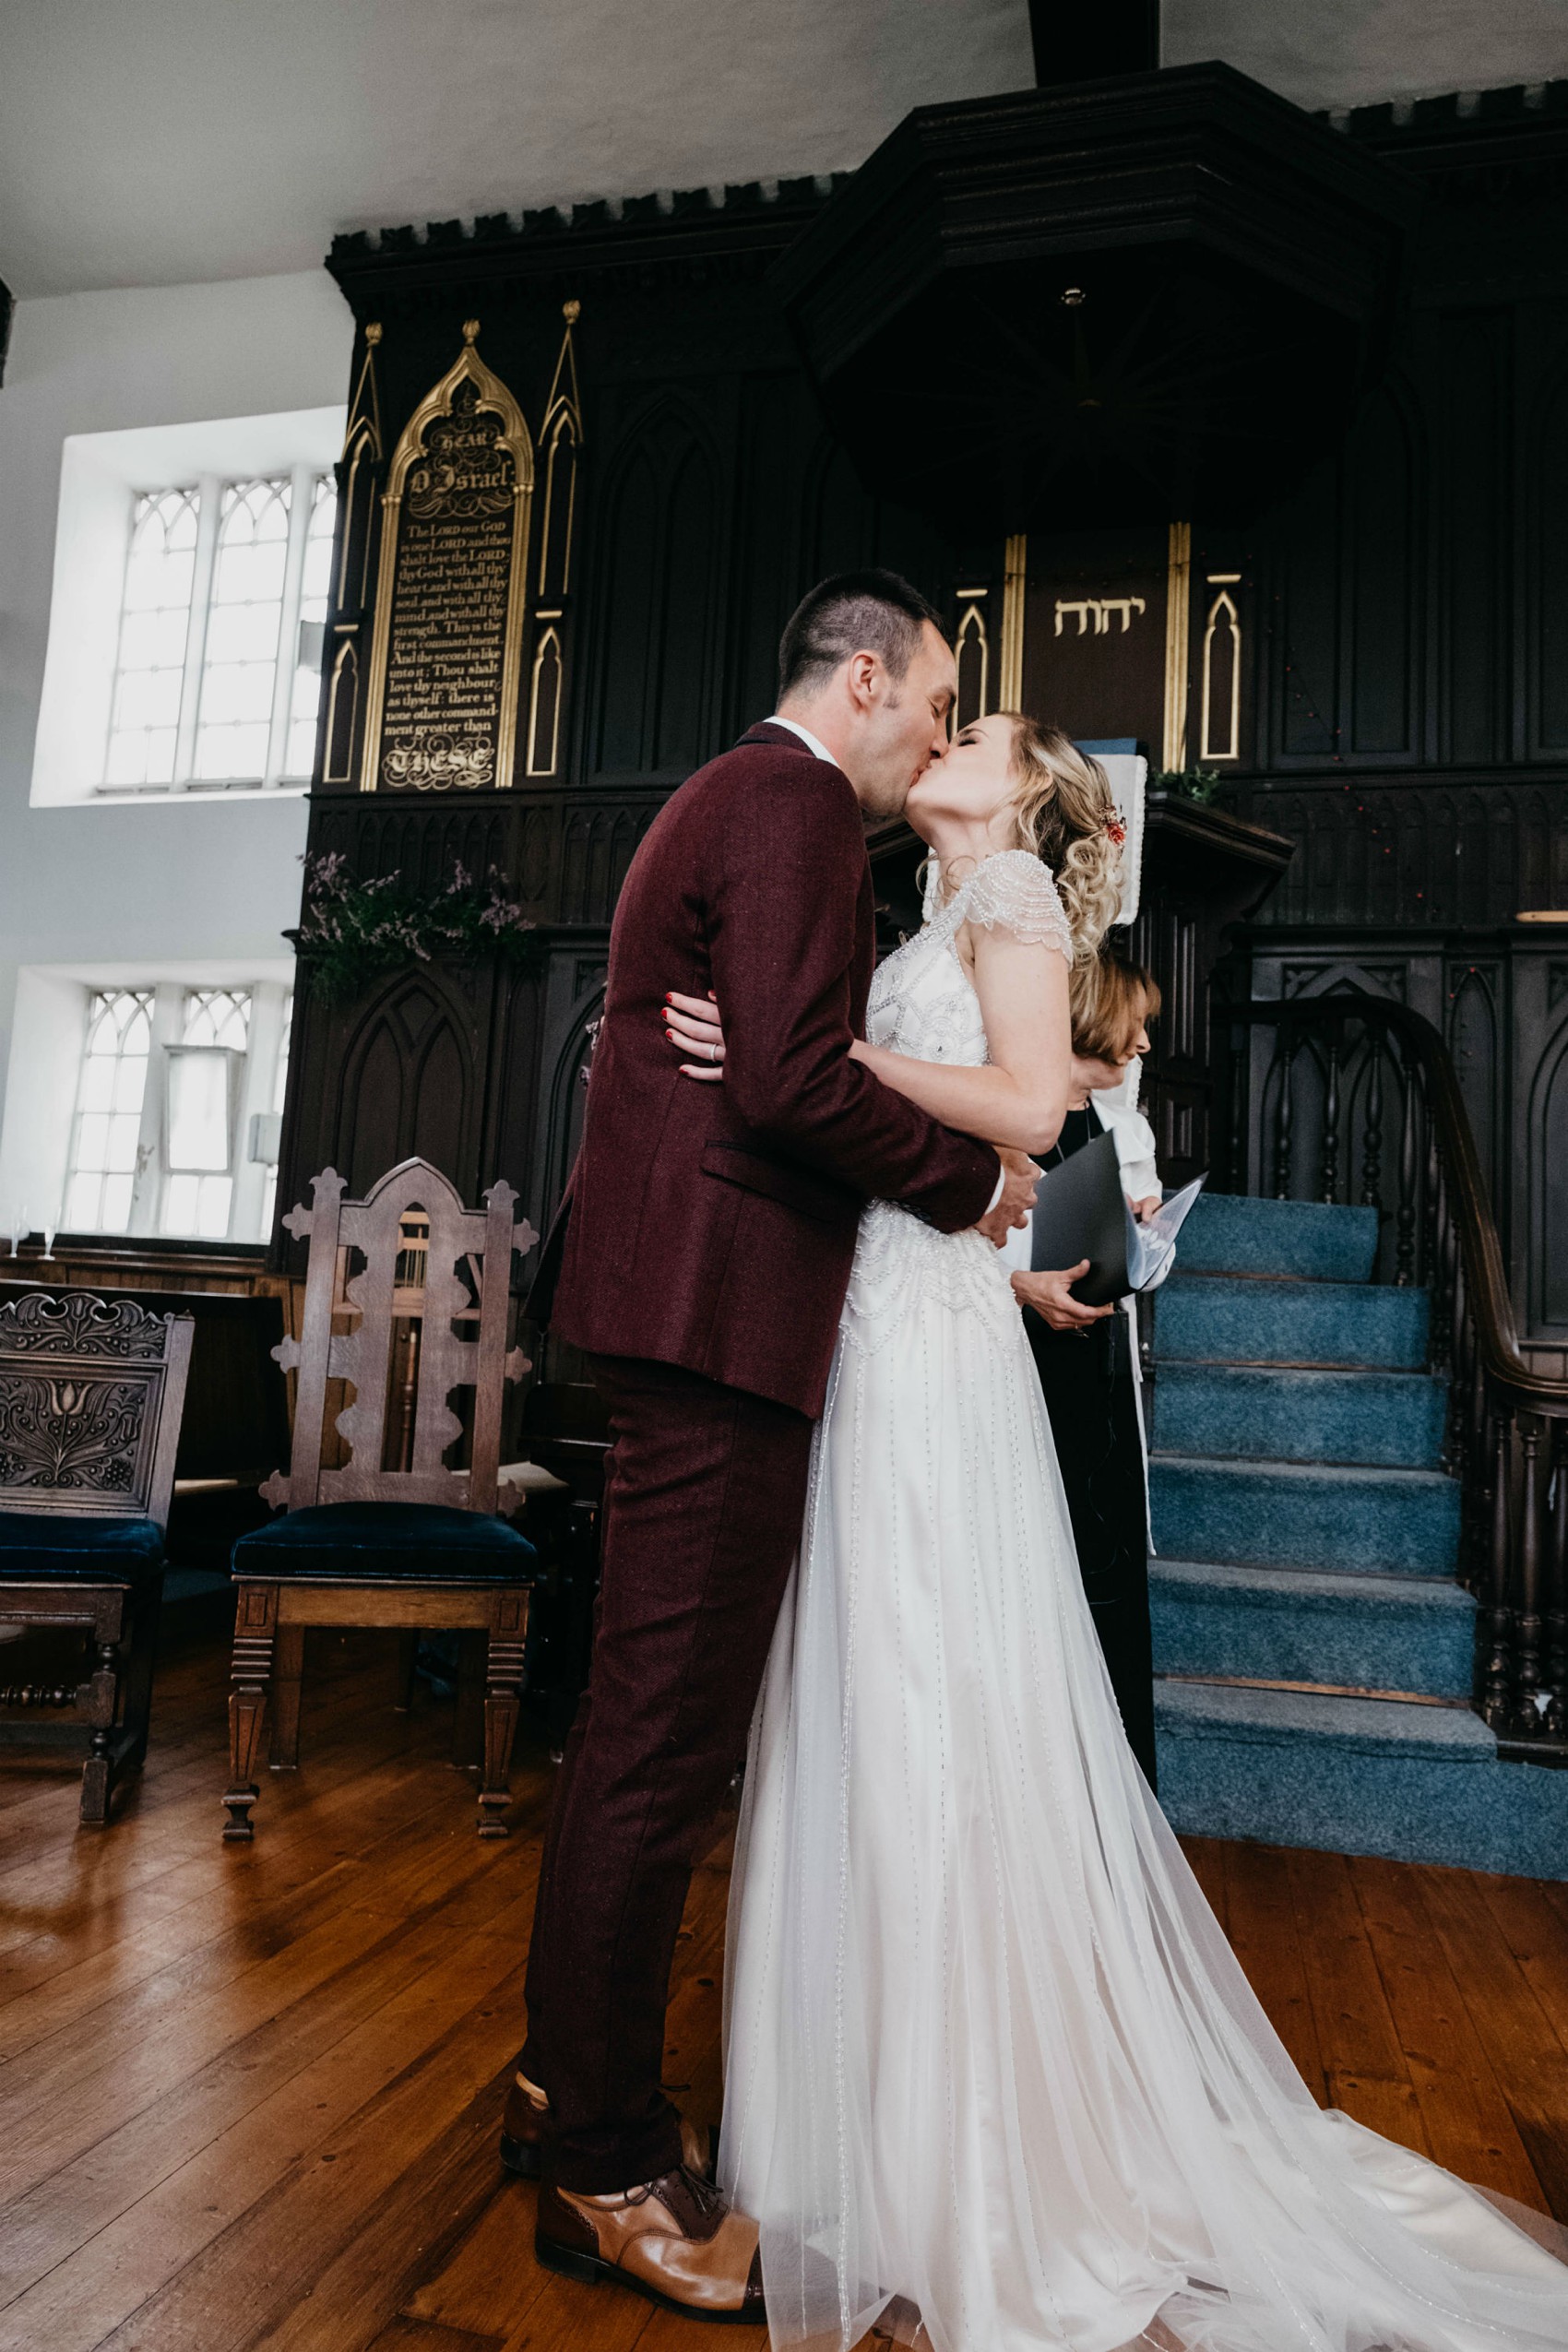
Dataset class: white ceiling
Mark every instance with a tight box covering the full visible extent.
[1167,0,1568,115]
[0,0,1035,299]
[2,0,1564,302]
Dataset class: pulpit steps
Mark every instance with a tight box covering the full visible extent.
[1147,1193,1568,1879]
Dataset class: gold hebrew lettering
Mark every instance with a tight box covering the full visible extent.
[1055,596,1146,638]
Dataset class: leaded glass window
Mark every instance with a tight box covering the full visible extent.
[194,481,291,782]
[62,992,153,1233]
[286,476,337,779]
[259,995,293,1241]
[101,469,337,793]
[160,990,251,1238]
[104,493,198,789]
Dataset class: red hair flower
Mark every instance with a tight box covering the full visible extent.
[1105,817,1126,847]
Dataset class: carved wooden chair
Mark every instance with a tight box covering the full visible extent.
[0,1291,195,1823]
[224,1158,539,1841]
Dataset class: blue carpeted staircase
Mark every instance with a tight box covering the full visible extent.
[1148,1194,1568,1879]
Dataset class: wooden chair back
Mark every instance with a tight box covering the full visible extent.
[267,1158,536,1515]
[0,1292,195,1532]
[0,1282,289,1484]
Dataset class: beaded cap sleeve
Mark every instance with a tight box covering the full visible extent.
[953,849,1074,963]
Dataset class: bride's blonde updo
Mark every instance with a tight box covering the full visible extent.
[1000,715,1123,963]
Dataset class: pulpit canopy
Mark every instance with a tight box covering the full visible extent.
[772,65,1421,534]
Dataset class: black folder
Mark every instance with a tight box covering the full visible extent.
[1028,1130,1132,1306]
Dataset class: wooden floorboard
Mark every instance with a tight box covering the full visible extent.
[1346,1855,1546,2208]
[1,1610,1564,2349]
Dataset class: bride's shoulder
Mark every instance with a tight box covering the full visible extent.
[957,850,1073,957]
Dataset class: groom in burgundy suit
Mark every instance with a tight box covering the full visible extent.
[515,572,1037,2318]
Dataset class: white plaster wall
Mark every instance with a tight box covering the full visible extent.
[0,268,352,1217]
[1163,0,1568,115]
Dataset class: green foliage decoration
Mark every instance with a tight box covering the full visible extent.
[1148,765,1223,806]
[286,853,538,1005]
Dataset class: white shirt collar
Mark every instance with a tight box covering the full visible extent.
[766,715,837,767]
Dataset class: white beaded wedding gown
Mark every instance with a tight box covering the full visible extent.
[720,849,1568,2352]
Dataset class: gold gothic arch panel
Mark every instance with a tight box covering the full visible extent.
[999,523,1199,770]
[360,321,535,793]
[525,301,584,779]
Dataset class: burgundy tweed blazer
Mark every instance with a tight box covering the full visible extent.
[533,723,999,1416]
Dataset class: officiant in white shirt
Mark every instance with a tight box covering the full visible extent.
[1007,956,1164,1786]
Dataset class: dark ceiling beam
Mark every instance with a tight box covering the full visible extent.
[1028,0,1158,85]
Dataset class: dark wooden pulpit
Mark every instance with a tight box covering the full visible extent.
[1127,791,1294,1193]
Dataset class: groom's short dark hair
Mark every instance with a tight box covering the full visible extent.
[778,570,947,699]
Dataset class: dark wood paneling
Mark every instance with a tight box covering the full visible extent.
[1440,312,1510,766]
[1532,996,1568,1328]
[1227,778,1568,931]
[274,89,1568,1346]
[1534,363,1568,751]
[1274,455,1341,762]
[1348,386,1419,758]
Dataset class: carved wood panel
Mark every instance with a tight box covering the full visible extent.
[1225,778,1568,930]
[0,1294,194,1526]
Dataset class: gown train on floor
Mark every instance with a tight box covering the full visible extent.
[720,850,1568,2352]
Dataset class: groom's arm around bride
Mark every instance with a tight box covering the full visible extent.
[519,571,1027,2322]
[539,703,1008,1412]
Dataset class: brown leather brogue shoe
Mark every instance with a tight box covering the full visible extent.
[534,2165,765,2322]
[500,2068,715,2182]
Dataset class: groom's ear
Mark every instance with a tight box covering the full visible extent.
[844,649,883,710]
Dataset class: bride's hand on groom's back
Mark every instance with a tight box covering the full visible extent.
[664,989,727,1080]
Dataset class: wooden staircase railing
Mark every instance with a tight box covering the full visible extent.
[1213,992,1568,1756]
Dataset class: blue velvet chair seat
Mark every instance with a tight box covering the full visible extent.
[0,1509,165,1584]
[232,1501,536,1584]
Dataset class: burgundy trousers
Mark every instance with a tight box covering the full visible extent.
[522,1351,814,2192]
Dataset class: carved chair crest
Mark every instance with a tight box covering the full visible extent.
[0,1293,196,1527]
[267,1158,537,1515]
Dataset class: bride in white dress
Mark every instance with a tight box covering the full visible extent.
[663,713,1568,2352]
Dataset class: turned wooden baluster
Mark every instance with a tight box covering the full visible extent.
[1464,1347,1491,1591]
[1272,1032,1298,1200]
[1420,1083,1443,1303]
[1480,1406,1515,1728]
[1444,1259,1471,1479]
[1319,1029,1343,1205]
[1428,1169,1455,1376]
[1226,1024,1248,1195]
[1359,1034,1384,1212]
[1512,1416,1545,1738]
[1546,1420,1568,1740]
[394,1317,422,1473]
[1394,1049,1419,1286]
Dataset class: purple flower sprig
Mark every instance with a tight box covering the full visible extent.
[285,854,538,1004]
